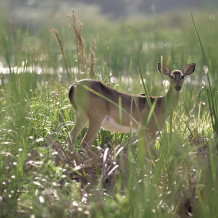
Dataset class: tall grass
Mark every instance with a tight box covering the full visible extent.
[192,13,218,142]
[0,10,217,217]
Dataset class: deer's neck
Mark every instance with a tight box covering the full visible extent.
[163,83,180,117]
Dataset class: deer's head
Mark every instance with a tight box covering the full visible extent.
[158,63,196,91]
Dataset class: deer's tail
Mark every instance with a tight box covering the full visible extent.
[69,84,77,109]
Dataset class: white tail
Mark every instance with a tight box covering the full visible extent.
[68,63,196,150]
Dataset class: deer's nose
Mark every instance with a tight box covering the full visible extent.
[175,85,181,91]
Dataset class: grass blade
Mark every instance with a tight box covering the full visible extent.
[191,13,206,63]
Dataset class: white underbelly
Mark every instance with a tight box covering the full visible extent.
[101,115,138,133]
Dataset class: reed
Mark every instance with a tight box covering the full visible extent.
[50,27,70,78]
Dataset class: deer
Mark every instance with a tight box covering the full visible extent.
[68,63,196,151]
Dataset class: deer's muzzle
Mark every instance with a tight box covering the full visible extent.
[175,85,181,91]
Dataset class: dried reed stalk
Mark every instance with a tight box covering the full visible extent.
[50,11,96,79]
[69,10,96,78]
[50,28,70,78]
[70,11,86,72]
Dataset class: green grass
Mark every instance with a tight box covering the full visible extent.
[0,9,218,217]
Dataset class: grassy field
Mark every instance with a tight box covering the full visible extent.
[0,9,217,217]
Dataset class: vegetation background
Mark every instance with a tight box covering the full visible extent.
[0,0,217,217]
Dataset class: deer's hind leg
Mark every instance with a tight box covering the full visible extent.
[81,115,104,150]
[68,110,88,151]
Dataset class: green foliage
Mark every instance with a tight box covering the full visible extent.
[0,10,217,217]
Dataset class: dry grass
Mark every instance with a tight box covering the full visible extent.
[50,11,96,79]
[69,10,96,78]
[50,28,70,78]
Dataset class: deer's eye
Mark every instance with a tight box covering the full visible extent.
[181,75,185,79]
[169,74,174,79]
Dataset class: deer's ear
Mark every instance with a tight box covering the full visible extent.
[158,63,171,75]
[183,63,196,75]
